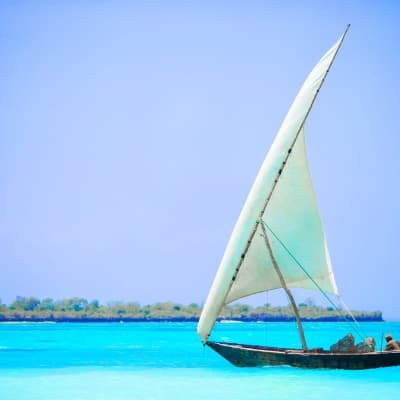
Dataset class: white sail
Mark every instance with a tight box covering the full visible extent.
[224,126,337,303]
[198,30,348,343]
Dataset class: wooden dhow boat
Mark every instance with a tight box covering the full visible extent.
[197,25,400,370]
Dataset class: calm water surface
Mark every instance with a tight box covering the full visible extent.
[0,322,399,399]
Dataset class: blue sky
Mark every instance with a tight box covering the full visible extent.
[1,1,399,319]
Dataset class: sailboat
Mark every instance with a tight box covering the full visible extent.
[197,26,400,370]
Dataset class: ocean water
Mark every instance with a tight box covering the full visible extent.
[0,321,399,399]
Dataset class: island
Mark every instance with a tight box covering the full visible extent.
[0,296,383,322]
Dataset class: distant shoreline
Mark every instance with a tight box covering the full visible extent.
[0,298,383,323]
[0,315,383,323]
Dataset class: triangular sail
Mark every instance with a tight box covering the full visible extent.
[225,127,336,303]
[198,28,349,343]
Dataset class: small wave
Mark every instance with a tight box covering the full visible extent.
[0,347,53,352]
[0,321,57,325]
[219,320,243,324]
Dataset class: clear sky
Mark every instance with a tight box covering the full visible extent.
[1,1,399,319]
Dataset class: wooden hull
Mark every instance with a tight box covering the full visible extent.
[207,341,400,369]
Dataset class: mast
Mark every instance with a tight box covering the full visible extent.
[197,26,350,344]
[260,219,307,351]
[229,24,350,288]
[238,28,350,348]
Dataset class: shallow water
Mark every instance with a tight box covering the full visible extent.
[1,322,399,399]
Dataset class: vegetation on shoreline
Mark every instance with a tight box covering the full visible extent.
[0,296,383,322]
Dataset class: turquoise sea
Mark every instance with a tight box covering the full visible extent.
[1,321,399,399]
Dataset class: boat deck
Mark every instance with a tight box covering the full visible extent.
[207,341,400,369]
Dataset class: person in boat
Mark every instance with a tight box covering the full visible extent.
[384,334,400,351]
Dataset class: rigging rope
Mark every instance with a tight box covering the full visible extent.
[262,220,366,341]
[336,295,368,338]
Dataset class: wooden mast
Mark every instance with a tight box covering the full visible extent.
[253,27,351,351]
[197,26,351,344]
[225,25,350,291]
[260,219,308,351]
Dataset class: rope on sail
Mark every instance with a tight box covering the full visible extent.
[262,220,366,341]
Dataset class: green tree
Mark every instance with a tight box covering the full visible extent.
[12,296,41,311]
